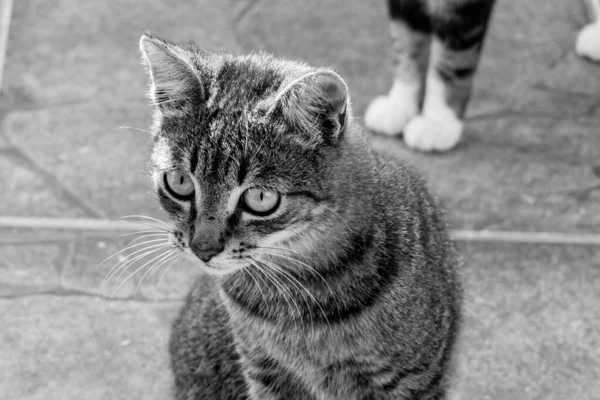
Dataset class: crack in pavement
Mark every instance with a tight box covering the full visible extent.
[0,287,185,303]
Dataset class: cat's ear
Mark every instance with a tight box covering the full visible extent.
[139,34,205,115]
[273,70,349,146]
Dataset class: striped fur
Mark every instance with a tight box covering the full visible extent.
[140,34,462,400]
[365,0,496,151]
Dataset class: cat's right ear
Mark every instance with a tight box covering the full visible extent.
[139,34,205,115]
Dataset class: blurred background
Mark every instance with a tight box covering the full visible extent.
[0,0,599,398]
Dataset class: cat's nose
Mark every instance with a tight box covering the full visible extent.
[191,244,223,262]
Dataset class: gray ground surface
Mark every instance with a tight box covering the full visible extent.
[1,0,599,399]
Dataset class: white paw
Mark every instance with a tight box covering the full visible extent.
[576,23,600,61]
[403,115,464,152]
[364,81,419,136]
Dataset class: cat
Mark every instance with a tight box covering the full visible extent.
[139,33,462,400]
[365,0,496,152]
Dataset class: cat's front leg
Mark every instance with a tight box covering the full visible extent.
[241,356,316,400]
[243,376,283,400]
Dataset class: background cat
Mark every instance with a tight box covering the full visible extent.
[365,0,496,152]
[140,34,462,399]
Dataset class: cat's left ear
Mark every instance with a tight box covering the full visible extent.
[139,34,206,115]
[273,70,350,146]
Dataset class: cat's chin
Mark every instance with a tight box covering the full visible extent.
[200,264,242,276]
[187,255,245,276]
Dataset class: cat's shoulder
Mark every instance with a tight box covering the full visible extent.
[372,149,429,191]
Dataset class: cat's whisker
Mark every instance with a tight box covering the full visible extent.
[256,256,314,315]
[119,229,166,237]
[101,237,169,266]
[256,252,331,334]
[104,245,169,304]
[254,245,309,260]
[242,126,250,160]
[254,255,317,334]
[110,247,174,301]
[219,151,240,169]
[157,254,182,288]
[262,250,329,285]
[245,263,272,315]
[150,98,183,107]
[149,251,177,277]
[126,232,170,246]
[133,249,177,300]
[321,206,350,229]
[256,248,339,329]
[117,126,154,135]
[253,254,319,332]
[119,215,173,228]
[96,237,169,271]
[132,250,175,299]
[102,241,170,286]
[103,247,163,288]
[256,246,332,287]
[241,264,271,316]
[250,134,270,162]
[116,219,172,233]
[119,221,171,233]
[109,243,170,283]
[255,246,335,294]
[250,257,301,330]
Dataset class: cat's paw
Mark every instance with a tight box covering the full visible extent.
[364,82,419,136]
[576,23,600,61]
[403,114,464,152]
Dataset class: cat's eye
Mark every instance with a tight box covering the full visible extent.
[164,170,195,199]
[242,188,280,216]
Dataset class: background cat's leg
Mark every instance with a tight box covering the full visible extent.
[364,0,431,136]
[403,0,495,151]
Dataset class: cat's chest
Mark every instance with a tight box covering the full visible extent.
[230,317,397,400]
[223,288,389,363]
[228,313,343,362]
[229,309,385,365]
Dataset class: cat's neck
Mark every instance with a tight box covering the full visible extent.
[219,151,406,331]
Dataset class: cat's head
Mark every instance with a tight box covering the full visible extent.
[139,34,355,275]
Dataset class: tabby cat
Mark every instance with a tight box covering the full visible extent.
[365,0,496,151]
[139,33,461,400]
